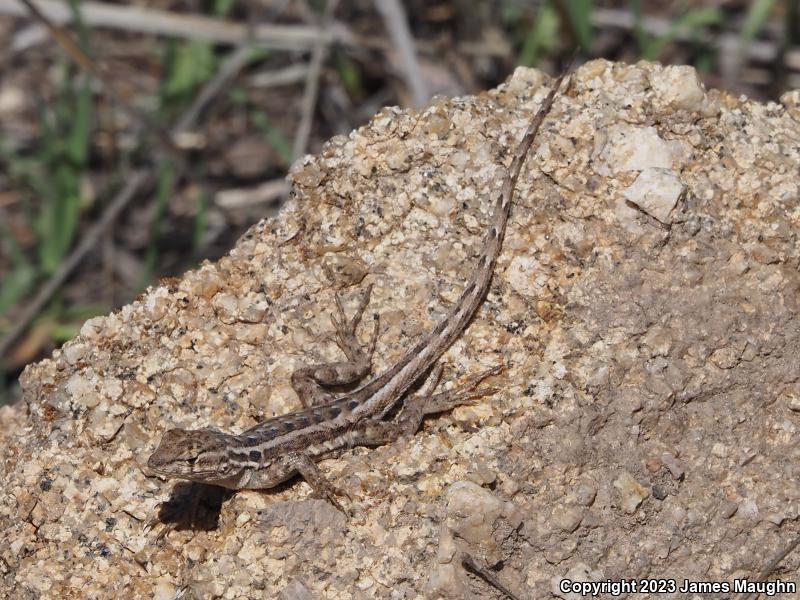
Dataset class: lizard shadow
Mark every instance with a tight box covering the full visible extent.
[155,481,233,532]
[154,479,307,532]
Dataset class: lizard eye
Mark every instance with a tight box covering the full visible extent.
[186,457,197,465]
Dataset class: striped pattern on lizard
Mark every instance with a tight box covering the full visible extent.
[147,69,568,514]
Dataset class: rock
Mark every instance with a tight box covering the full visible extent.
[613,472,650,514]
[574,483,597,507]
[660,452,685,480]
[648,65,716,114]
[551,563,604,600]
[597,124,684,173]
[739,499,759,519]
[278,580,315,600]
[718,500,739,519]
[623,167,685,223]
[551,505,583,532]
[3,60,800,598]
[443,481,507,547]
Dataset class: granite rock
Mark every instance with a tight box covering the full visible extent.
[2,60,800,598]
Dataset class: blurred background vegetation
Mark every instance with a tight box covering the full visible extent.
[0,0,798,405]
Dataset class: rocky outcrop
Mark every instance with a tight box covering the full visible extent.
[2,60,799,598]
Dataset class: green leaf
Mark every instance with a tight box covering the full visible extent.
[674,6,723,30]
[251,110,293,166]
[143,160,175,284]
[162,41,217,102]
[214,0,235,17]
[336,53,363,97]
[517,2,560,67]
[49,321,83,343]
[247,47,271,63]
[60,303,110,320]
[66,75,92,166]
[0,226,36,315]
[228,85,248,105]
[559,0,593,52]
[637,5,723,60]
[741,0,776,45]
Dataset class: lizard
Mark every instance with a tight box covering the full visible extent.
[146,68,569,517]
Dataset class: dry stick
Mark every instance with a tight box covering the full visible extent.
[373,0,428,108]
[291,0,339,162]
[2,0,507,61]
[461,554,522,600]
[0,0,354,50]
[215,179,289,210]
[5,0,799,72]
[735,532,800,600]
[249,63,311,89]
[175,43,254,133]
[0,173,151,359]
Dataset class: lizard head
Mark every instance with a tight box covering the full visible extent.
[147,428,241,484]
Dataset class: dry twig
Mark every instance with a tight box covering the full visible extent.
[175,44,255,133]
[735,532,800,600]
[0,0,355,49]
[292,0,340,161]
[373,0,429,107]
[249,64,311,89]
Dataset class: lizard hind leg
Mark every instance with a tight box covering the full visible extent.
[352,365,503,446]
[291,284,380,407]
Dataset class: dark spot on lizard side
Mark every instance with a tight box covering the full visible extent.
[237,436,261,447]
[308,410,329,424]
[249,450,261,462]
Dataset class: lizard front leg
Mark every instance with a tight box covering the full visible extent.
[236,453,352,515]
[289,453,353,515]
[291,284,379,407]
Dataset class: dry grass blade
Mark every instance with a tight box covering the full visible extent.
[249,64,311,89]
[215,179,289,209]
[0,0,356,49]
[373,0,429,107]
[292,0,340,161]
[735,532,800,600]
[175,44,254,133]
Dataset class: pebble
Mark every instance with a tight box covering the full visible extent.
[613,472,650,514]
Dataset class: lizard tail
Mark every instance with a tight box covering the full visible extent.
[353,65,572,419]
